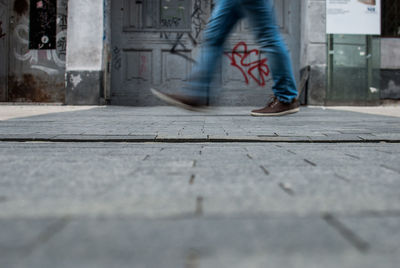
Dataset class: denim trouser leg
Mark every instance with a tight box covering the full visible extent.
[242,0,298,103]
[182,0,242,98]
[184,0,298,103]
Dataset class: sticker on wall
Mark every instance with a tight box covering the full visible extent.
[326,0,381,35]
[29,0,57,49]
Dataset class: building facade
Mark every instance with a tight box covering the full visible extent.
[0,0,399,105]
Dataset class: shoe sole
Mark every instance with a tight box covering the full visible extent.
[251,107,300,117]
[150,88,207,112]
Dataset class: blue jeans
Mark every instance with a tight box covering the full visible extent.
[183,0,298,103]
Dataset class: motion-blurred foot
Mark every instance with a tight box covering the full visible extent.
[151,88,208,112]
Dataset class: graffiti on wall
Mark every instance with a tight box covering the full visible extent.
[161,32,197,63]
[161,17,183,28]
[160,0,188,29]
[192,0,206,38]
[0,21,6,39]
[139,55,147,76]
[14,20,66,75]
[112,46,122,70]
[13,0,67,75]
[161,0,210,63]
[112,0,209,71]
[115,0,270,87]
[56,7,67,61]
[225,42,271,86]
[162,0,271,87]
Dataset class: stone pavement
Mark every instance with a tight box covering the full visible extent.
[0,106,399,142]
[0,105,400,268]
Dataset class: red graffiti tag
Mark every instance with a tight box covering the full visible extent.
[225,41,270,86]
[139,55,147,76]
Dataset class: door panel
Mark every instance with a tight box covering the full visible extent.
[111,0,300,106]
[111,0,203,105]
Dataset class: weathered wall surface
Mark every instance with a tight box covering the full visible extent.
[102,0,112,103]
[66,0,103,71]
[65,0,106,104]
[300,0,327,105]
[381,39,400,69]
[381,38,400,99]
[8,0,67,102]
[0,0,8,101]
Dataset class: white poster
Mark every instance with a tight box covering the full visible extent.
[327,0,381,35]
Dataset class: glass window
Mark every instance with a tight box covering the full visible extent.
[327,35,381,105]
[160,0,191,30]
[123,0,192,31]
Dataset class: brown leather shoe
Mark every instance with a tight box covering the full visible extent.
[251,97,300,116]
[151,88,208,111]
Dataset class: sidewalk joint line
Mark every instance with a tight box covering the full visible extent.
[323,213,370,253]
[23,216,71,255]
[1,138,400,144]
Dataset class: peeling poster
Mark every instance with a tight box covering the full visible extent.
[29,0,57,49]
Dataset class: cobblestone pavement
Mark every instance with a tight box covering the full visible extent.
[0,106,400,268]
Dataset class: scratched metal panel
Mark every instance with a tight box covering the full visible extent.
[7,0,67,102]
[111,0,300,106]
[0,0,8,101]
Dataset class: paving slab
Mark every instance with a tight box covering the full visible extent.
[0,216,375,268]
[2,215,400,268]
[0,105,400,267]
[336,216,400,254]
[1,142,400,218]
[0,217,69,268]
[0,106,399,142]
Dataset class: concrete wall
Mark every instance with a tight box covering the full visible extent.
[300,0,327,105]
[66,0,108,104]
[381,39,400,69]
[381,38,400,99]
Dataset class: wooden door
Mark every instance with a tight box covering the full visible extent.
[111,0,300,106]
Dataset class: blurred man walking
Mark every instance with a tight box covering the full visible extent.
[151,0,299,116]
